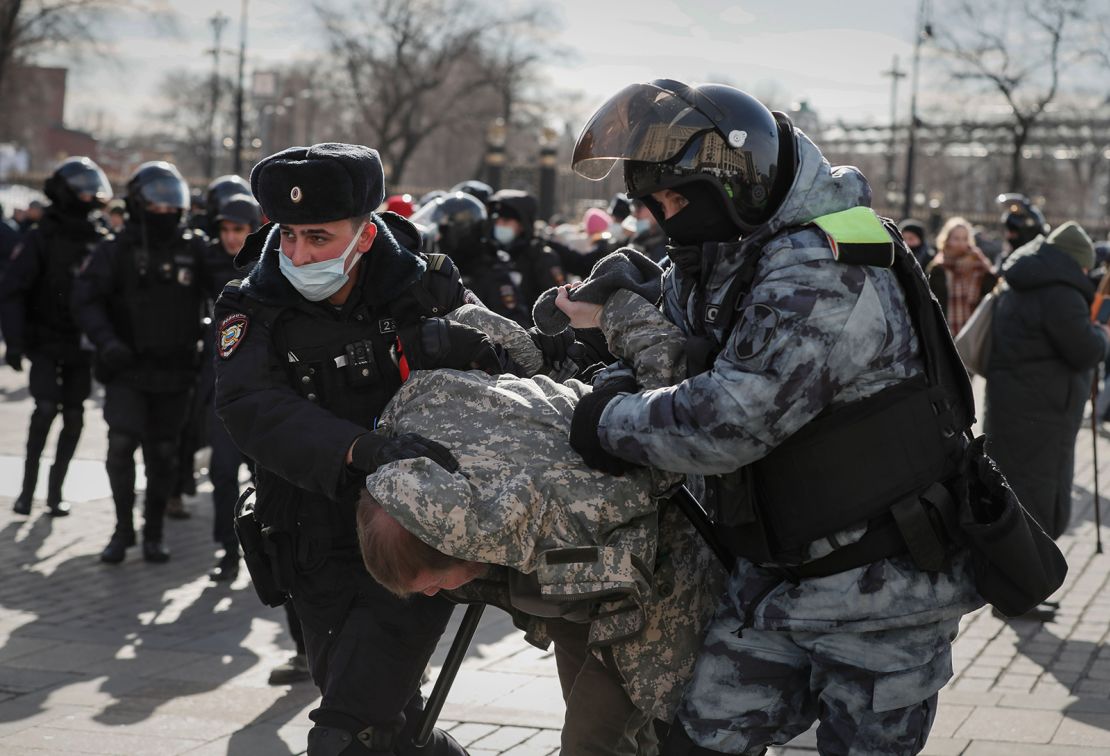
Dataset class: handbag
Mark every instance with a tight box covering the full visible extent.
[952,436,1068,617]
[954,282,1005,376]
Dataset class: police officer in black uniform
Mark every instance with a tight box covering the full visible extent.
[213,143,504,756]
[487,189,567,316]
[72,161,215,564]
[1,157,112,516]
[412,192,529,327]
[998,192,1050,254]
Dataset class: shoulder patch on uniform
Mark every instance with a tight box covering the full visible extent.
[732,304,779,360]
[427,253,448,272]
[218,313,249,359]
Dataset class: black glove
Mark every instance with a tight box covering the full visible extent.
[568,327,616,368]
[350,432,460,475]
[569,375,640,475]
[398,318,503,374]
[4,349,23,371]
[100,342,136,373]
[528,326,575,371]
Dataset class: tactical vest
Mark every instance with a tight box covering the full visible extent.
[111,231,206,364]
[28,222,98,347]
[704,207,974,571]
[239,253,465,529]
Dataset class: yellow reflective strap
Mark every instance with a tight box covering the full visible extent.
[811,207,895,267]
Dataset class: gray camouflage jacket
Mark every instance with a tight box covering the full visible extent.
[366,297,725,719]
[598,130,983,633]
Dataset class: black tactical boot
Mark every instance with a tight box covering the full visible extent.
[209,549,240,582]
[142,540,171,563]
[100,531,137,564]
[12,458,39,515]
[45,465,71,517]
[12,491,33,516]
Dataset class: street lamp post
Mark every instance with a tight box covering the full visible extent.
[206,12,228,181]
[232,0,249,175]
[902,0,932,220]
[537,126,558,222]
[485,118,507,191]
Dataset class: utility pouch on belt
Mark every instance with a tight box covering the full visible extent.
[234,487,289,608]
[953,436,1067,617]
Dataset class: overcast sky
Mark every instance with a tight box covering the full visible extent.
[60,0,924,137]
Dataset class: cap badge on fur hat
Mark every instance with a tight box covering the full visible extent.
[290,186,303,203]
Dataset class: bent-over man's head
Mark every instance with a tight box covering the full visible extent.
[356,490,487,597]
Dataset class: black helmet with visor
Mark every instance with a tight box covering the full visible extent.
[572,79,795,235]
[44,157,113,215]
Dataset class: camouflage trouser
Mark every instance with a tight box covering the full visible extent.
[671,615,959,755]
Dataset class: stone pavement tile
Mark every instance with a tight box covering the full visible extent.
[469,725,540,750]
[953,706,1062,743]
[992,673,1038,692]
[920,737,970,755]
[0,636,60,664]
[499,743,556,756]
[486,675,564,719]
[0,724,205,755]
[4,640,125,673]
[0,665,83,694]
[435,668,535,707]
[938,690,1003,707]
[0,701,87,738]
[962,742,1097,755]
[928,704,974,738]
[39,674,153,707]
[179,720,312,755]
[520,729,561,749]
[46,708,241,740]
[441,701,565,731]
[447,721,498,745]
[108,680,319,724]
[1052,713,1110,748]
[997,692,1080,711]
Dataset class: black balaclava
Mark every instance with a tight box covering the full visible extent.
[658,181,743,247]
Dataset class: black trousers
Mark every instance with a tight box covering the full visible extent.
[291,549,464,755]
[103,382,192,541]
[21,349,91,499]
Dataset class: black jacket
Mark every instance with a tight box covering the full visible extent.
[984,238,1109,537]
[0,210,105,358]
[71,222,217,389]
[213,213,471,526]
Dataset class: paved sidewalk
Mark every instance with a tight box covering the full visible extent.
[0,370,1108,755]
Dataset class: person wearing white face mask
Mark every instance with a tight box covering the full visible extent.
[211,143,505,756]
[487,188,567,317]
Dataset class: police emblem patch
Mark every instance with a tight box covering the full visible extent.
[218,313,249,359]
[732,303,779,360]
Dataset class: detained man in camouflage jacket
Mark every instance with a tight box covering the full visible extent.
[359,292,726,755]
[565,81,984,755]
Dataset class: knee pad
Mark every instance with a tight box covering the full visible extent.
[60,407,84,430]
[106,432,140,468]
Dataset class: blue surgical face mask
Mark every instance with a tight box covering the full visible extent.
[635,218,651,234]
[279,222,367,301]
[492,223,517,246]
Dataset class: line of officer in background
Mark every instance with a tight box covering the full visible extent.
[72,161,220,564]
[0,157,112,516]
[212,143,514,755]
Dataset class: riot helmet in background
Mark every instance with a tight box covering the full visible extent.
[43,157,113,216]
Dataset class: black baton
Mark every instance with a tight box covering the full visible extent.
[411,603,486,747]
[673,485,734,568]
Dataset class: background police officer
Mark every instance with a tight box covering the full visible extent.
[0,156,111,516]
[213,143,499,755]
[487,189,567,317]
[72,161,215,564]
[412,191,529,327]
[565,80,983,755]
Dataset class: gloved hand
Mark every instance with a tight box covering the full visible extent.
[4,349,23,371]
[528,326,575,372]
[350,432,460,475]
[398,318,503,374]
[100,342,136,373]
[569,375,640,475]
